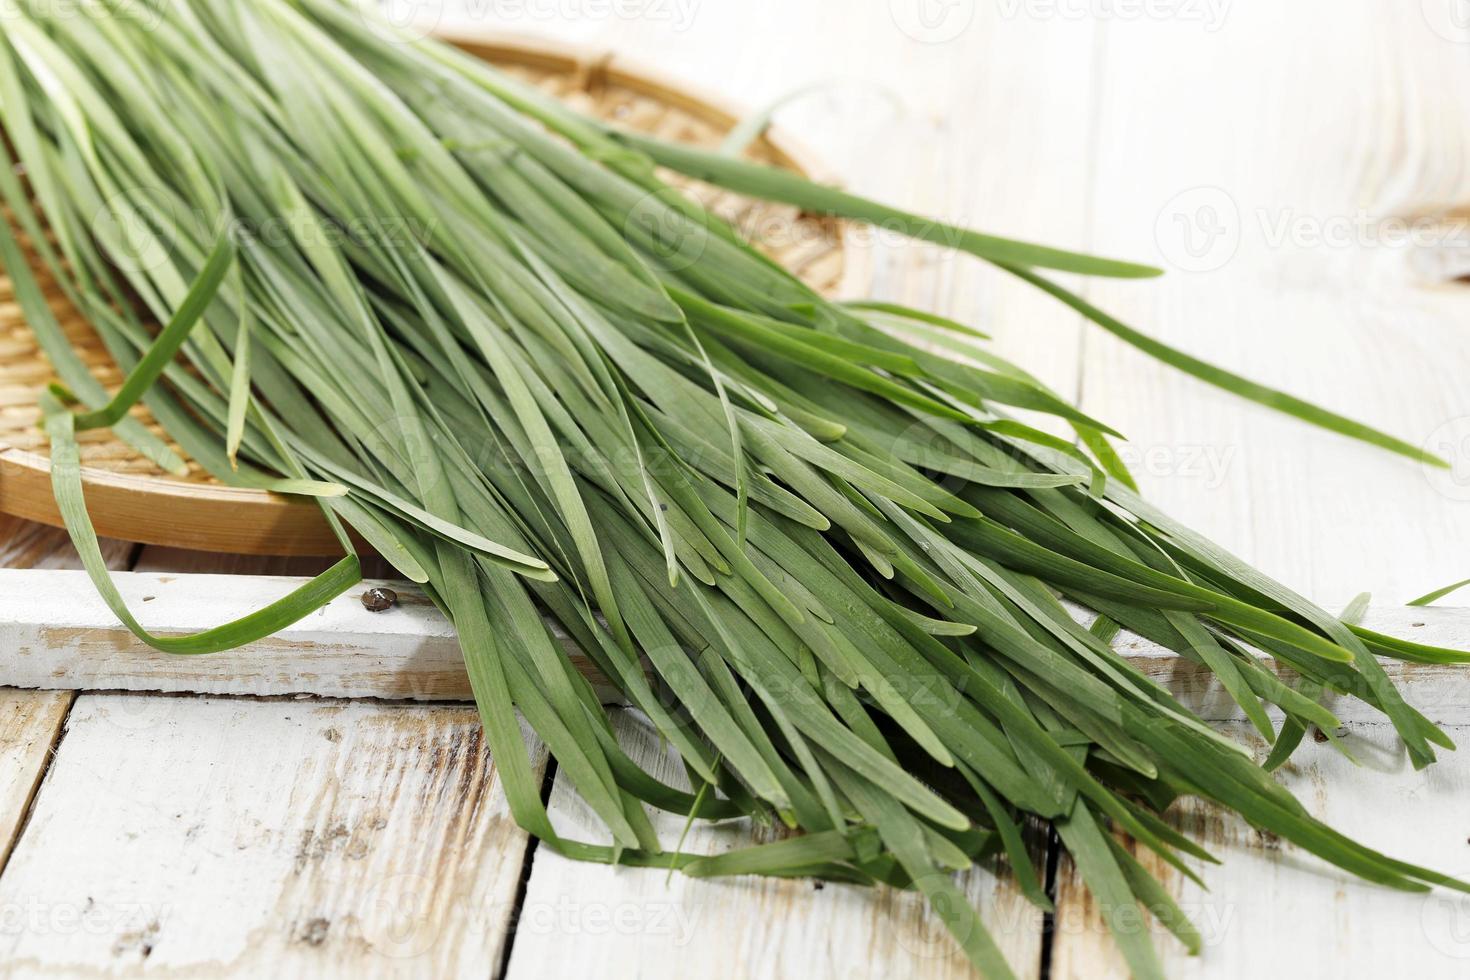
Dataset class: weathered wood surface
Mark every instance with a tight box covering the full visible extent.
[0,513,133,571]
[0,514,131,885]
[0,695,546,978]
[1040,5,1470,969]
[506,710,1047,980]
[132,545,398,579]
[0,568,595,701]
[1051,721,1470,979]
[1074,1,1470,607]
[0,689,70,871]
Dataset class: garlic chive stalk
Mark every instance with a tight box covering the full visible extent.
[2,2,1465,976]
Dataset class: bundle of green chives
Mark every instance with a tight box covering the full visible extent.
[4,1,1468,975]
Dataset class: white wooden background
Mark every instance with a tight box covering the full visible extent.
[3,1,1470,977]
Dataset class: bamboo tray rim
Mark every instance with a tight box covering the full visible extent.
[0,29,866,555]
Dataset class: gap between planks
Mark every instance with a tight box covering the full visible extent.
[4,550,1470,978]
[0,693,549,978]
[0,526,559,979]
[0,516,138,887]
[504,710,1047,980]
[0,551,1047,976]
[6,545,1470,979]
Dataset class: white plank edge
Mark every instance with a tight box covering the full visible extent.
[2,568,1468,724]
[0,568,606,703]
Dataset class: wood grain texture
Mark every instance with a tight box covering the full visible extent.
[132,547,343,577]
[0,568,465,701]
[0,694,546,978]
[132,545,400,580]
[505,710,1045,980]
[0,513,133,571]
[1050,721,1470,979]
[0,517,129,888]
[0,689,70,871]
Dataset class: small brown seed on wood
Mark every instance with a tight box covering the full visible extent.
[361,587,398,613]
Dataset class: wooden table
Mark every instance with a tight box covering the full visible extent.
[3,2,1470,976]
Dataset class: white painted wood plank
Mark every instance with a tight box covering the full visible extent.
[1051,720,1470,979]
[0,689,70,869]
[505,710,1045,980]
[0,519,124,875]
[0,568,601,701]
[1080,1,1470,605]
[0,569,474,700]
[3,568,1466,720]
[0,694,546,978]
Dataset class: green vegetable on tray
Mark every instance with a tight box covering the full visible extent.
[3,1,1467,976]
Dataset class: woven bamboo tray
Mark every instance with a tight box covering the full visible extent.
[0,32,863,555]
